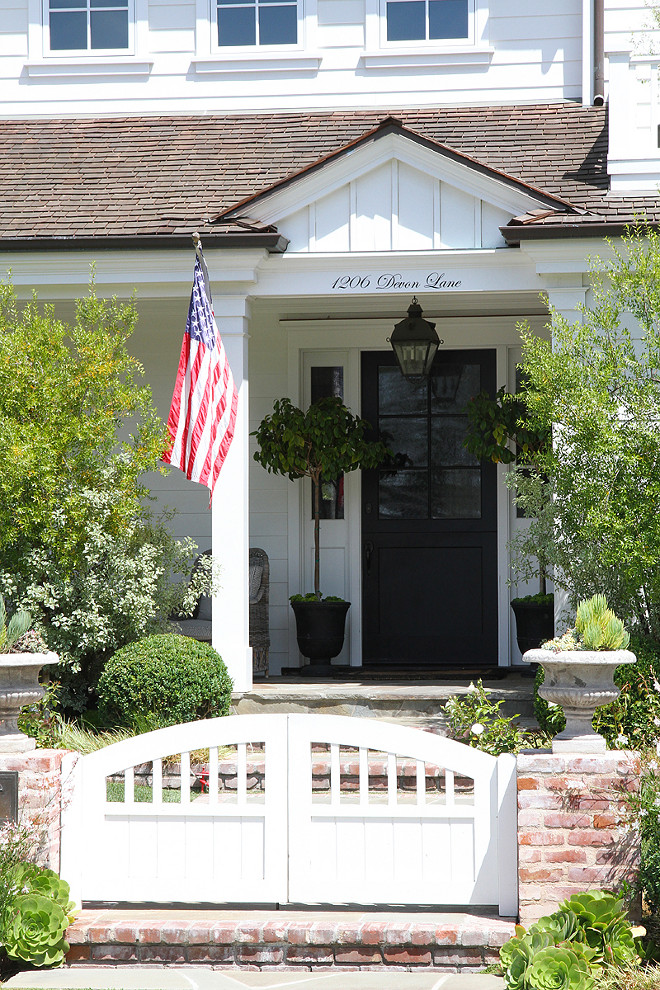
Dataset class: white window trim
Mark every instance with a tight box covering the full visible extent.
[194,0,319,65]
[26,0,149,73]
[363,0,488,62]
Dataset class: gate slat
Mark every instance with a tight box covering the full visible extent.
[180,752,191,804]
[152,758,163,805]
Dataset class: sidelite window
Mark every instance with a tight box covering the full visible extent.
[386,0,468,41]
[48,0,129,50]
[216,0,298,47]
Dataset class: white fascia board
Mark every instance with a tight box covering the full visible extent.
[254,247,541,296]
[519,237,617,275]
[230,133,562,226]
[0,248,268,298]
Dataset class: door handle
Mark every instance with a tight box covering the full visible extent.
[364,541,374,574]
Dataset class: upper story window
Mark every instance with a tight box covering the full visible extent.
[385,0,468,42]
[216,0,298,47]
[47,0,130,51]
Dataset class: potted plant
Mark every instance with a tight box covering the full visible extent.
[464,386,553,654]
[0,595,57,753]
[252,396,388,675]
[523,594,635,753]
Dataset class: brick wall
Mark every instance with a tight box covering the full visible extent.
[0,749,78,873]
[517,752,640,924]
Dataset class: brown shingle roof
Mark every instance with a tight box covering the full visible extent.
[0,103,657,244]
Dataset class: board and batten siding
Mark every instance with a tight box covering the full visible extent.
[0,0,585,115]
[281,161,512,254]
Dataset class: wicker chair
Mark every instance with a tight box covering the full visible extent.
[249,547,270,678]
[173,548,270,678]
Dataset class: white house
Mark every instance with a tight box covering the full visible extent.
[0,0,658,690]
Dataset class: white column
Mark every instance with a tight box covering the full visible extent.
[544,279,588,634]
[211,293,252,693]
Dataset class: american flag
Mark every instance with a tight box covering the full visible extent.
[162,246,238,502]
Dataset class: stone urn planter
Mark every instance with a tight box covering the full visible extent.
[0,652,57,753]
[523,647,635,753]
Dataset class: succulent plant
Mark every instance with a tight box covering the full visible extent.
[1,892,70,967]
[527,946,596,990]
[9,864,76,924]
[574,595,629,650]
[542,595,629,652]
[0,594,32,652]
[499,890,642,990]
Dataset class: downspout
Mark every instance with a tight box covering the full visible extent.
[594,0,605,105]
[583,0,605,106]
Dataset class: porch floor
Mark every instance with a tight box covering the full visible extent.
[65,908,515,974]
[232,674,536,732]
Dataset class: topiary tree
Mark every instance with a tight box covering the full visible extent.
[252,396,389,598]
[97,633,232,728]
[0,280,210,711]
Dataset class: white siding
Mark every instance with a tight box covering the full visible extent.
[605,0,657,59]
[248,311,291,674]
[0,0,585,115]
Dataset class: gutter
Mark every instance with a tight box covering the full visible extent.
[500,220,660,243]
[0,232,290,253]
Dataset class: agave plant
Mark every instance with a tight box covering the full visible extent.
[0,594,31,652]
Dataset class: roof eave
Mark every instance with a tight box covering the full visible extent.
[500,219,660,244]
[0,232,290,253]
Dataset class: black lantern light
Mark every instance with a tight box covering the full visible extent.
[388,297,441,381]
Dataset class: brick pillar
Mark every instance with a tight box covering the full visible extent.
[516,752,640,925]
[0,749,78,873]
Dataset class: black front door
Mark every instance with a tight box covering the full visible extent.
[361,350,498,667]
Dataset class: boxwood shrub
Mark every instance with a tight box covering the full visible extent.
[97,633,233,728]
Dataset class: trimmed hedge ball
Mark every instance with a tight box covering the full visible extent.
[97,633,233,728]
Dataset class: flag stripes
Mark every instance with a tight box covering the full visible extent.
[163,249,238,502]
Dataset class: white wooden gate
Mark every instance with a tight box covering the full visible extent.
[61,714,517,914]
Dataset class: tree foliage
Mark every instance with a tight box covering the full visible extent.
[510,226,660,636]
[464,385,550,465]
[253,396,389,597]
[0,280,207,711]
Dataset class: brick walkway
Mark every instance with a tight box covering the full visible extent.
[66,909,515,973]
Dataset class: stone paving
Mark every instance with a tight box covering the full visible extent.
[6,967,505,988]
[64,910,515,973]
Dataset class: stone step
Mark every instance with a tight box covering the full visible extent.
[66,909,515,974]
[232,675,536,723]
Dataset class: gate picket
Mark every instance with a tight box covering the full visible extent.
[61,713,517,914]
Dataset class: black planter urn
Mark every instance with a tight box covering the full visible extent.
[291,600,350,676]
[511,597,555,656]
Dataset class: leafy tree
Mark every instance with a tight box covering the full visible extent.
[0,280,206,711]
[510,226,660,636]
[253,396,389,598]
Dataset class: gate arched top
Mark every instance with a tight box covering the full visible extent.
[79,712,497,778]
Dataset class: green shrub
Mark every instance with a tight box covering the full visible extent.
[534,635,660,750]
[444,679,539,755]
[97,634,233,728]
[0,280,213,714]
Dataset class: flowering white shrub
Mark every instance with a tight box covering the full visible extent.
[0,487,214,712]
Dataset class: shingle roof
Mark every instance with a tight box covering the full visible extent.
[0,103,657,245]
